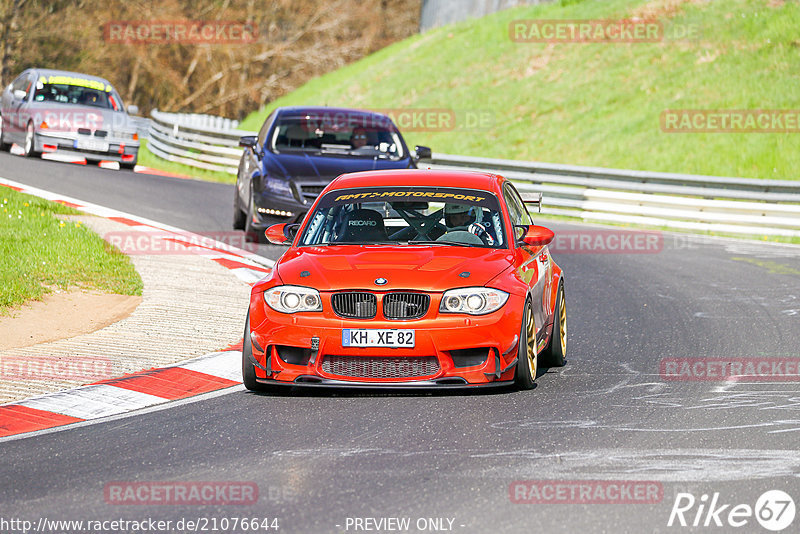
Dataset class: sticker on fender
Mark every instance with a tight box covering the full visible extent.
[342,329,415,348]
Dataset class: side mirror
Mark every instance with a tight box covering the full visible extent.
[13,89,27,100]
[127,104,139,115]
[516,225,554,247]
[414,145,432,160]
[239,135,258,149]
[265,223,299,245]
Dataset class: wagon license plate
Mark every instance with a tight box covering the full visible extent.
[342,329,415,348]
[74,138,109,152]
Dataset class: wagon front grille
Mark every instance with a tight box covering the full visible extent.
[321,356,440,379]
[331,292,377,319]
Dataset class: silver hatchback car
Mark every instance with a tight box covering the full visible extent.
[0,68,140,169]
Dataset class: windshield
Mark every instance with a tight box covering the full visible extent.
[299,186,507,248]
[269,114,405,159]
[33,79,123,111]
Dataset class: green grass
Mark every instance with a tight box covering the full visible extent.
[138,140,236,184]
[0,189,143,313]
[239,0,800,180]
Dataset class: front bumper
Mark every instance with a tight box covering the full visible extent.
[255,376,514,389]
[248,292,524,387]
[36,131,139,162]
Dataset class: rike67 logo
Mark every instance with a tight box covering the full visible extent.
[668,490,795,531]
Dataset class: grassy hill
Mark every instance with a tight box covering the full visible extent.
[239,0,799,180]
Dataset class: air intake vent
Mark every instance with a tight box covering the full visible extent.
[332,292,377,319]
[383,292,429,320]
[321,356,440,379]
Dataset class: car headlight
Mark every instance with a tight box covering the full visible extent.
[263,285,322,313]
[264,177,292,196]
[439,287,509,315]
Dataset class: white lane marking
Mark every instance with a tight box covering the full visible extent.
[230,268,264,285]
[178,351,242,382]
[0,385,245,443]
[14,384,168,419]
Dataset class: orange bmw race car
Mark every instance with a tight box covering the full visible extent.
[242,169,566,391]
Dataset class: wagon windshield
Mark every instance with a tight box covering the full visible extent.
[299,186,507,248]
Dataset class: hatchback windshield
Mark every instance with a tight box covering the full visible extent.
[300,186,507,248]
[270,114,404,159]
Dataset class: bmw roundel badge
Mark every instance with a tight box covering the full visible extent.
[374,277,388,286]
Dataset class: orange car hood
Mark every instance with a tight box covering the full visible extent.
[277,246,514,292]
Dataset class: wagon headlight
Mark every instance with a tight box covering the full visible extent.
[264,286,322,313]
[439,287,509,315]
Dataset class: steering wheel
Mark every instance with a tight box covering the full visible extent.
[467,222,494,246]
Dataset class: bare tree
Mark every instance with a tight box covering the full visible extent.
[0,0,421,117]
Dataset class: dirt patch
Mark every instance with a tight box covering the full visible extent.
[0,290,142,350]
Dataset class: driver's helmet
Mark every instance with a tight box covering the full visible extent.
[444,203,476,228]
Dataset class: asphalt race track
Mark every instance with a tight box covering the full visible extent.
[2,152,800,533]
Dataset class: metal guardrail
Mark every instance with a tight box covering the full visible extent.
[148,109,249,174]
[129,116,152,140]
[148,110,800,237]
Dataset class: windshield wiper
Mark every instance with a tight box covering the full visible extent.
[407,240,482,247]
[325,241,400,246]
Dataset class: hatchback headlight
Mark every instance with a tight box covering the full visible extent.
[264,286,322,313]
[439,287,509,315]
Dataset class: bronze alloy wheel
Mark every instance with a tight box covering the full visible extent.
[540,283,566,368]
[525,303,537,379]
[515,301,538,389]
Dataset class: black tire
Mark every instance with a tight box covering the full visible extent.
[242,312,266,391]
[23,122,40,158]
[514,300,538,390]
[120,157,137,170]
[233,185,246,230]
[242,312,285,394]
[540,282,567,368]
[0,115,10,152]
[243,187,267,243]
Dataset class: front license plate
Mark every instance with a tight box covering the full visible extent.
[74,138,109,152]
[342,329,415,348]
